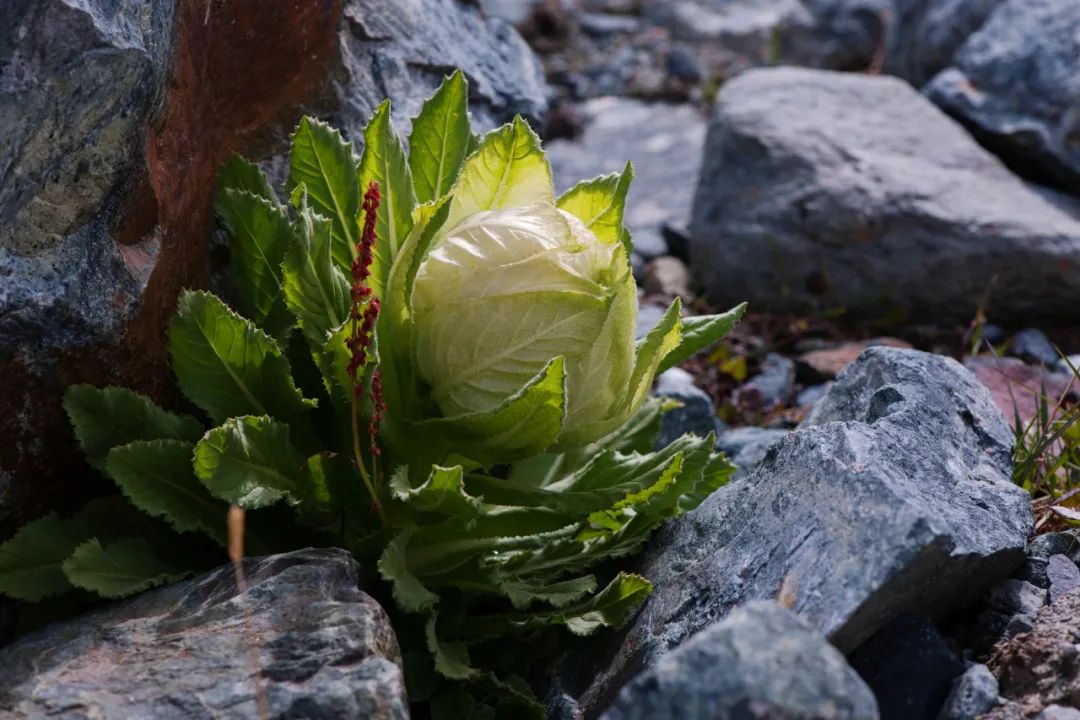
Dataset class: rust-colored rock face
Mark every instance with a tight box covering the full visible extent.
[0,0,344,538]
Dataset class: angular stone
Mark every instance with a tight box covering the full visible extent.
[598,602,879,720]
[1047,555,1080,605]
[0,548,407,719]
[576,348,1032,714]
[1020,531,1080,589]
[654,367,719,448]
[548,99,706,260]
[985,579,1047,617]
[1008,329,1060,367]
[938,663,999,720]
[328,0,548,139]
[690,67,1080,323]
[799,339,913,381]
[883,0,1001,87]
[925,0,1080,190]
[642,0,890,71]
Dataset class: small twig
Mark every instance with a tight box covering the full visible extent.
[229,506,269,720]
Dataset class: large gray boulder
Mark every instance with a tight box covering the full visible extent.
[598,602,879,720]
[0,0,547,539]
[883,0,1001,87]
[690,67,1080,322]
[0,548,408,719]
[925,0,1080,190]
[577,348,1032,714]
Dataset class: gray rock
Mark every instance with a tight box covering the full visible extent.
[690,67,1080,322]
[737,352,797,409]
[0,548,407,719]
[1009,328,1060,367]
[643,0,889,71]
[883,0,1001,87]
[714,426,789,474]
[654,367,719,448]
[321,0,549,141]
[1047,554,1080,604]
[1039,706,1080,720]
[925,0,1080,190]
[938,663,999,720]
[0,0,175,357]
[1021,531,1080,588]
[598,602,879,720]
[1055,355,1080,375]
[548,99,706,262]
[577,348,1032,715]
[985,579,1047,617]
[479,0,540,24]
[797,383,832,410]
[579,12,641,36]
[1005,613,1035,637]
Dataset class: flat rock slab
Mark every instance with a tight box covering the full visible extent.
[0,548,407,720]
[925,0,1080,189]
[577,347,1032,714]
[547,98,706,259]
[599,601,879,720]
[689,66,1080,322]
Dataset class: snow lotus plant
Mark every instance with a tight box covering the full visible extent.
[0,71,745,715]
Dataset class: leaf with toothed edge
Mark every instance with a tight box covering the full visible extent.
[657,301,748,374]
[409,70,470,204]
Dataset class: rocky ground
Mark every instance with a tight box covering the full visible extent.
[3,0,1080,718]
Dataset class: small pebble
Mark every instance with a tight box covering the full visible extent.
[1009,328,1060,366]
[1047,554,1080,604]
[1005,613,1035,637]
[937,663,998,720]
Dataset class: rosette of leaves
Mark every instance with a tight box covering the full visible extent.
[0,71,745,715]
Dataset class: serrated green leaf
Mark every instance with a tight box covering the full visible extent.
[194,415,306,509]
[412,356,567,466]
[556,161,633,247]
[496,573,597,610]
[450,573,651,640]
[409,70,470,204]
[62,538,188,599]
[657,302,747,374]
[216,153,278,206]
[169,290,314,425]
[288,116,360,273]
[359,100,417,298]
[63,385,203,471]
[379,533,440,613]
[427,613,477,680]
[283,202,351,350]
[444,116,553,230]
[0,497,160,601]
[391,465,482,520]
[106,439,227,545]
[0,513,88,601]
[216,188,295,338]
[628,299,683,411]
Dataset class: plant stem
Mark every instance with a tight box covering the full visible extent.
[352,386,386,527]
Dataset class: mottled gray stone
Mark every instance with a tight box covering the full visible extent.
[883,0,1001,86]
[1009,328,1061,367]
[1047,554,1080,605]
[938,663,999,720]
[0,0,175,357]
[654,367,719,448]
[1021,531,1080,589]
[329,0,548,140]
[737,352,796,409]
[925,0,1080,190]
[642,0,889,71]
[0,548,407,719]
[690,67,1080,322]
[714,426,788,475]
[1039,706,1080,720]
[986,579,1047,617]
[578,348,1032,714]
[548,98,706,260]
[598,602,879,720]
